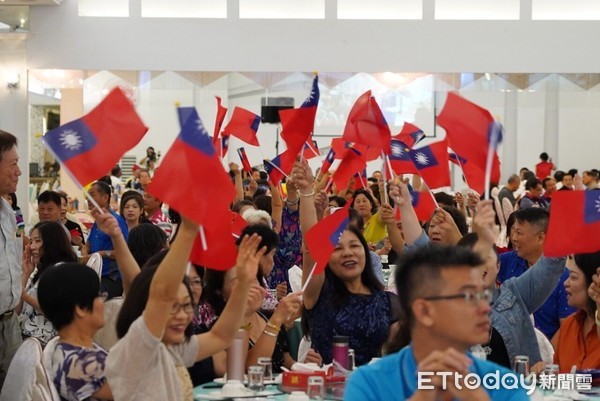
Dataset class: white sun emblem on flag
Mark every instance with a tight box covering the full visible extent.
[195,118,205,132]
[415,152,430,166]
[59,130,83,150]
[392,145,403,157]
[595,198,600,213]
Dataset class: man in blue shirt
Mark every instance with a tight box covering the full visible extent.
[345,244,530,401]
[83,180,128,299]
[497,208,575,339]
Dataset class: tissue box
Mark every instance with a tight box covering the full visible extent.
[281,371,327,392]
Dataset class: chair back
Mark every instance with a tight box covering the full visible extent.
[94,297,124,350]
[86,253,103,279]
[0,337,59,401]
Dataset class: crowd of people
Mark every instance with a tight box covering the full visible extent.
[1,128,600,400]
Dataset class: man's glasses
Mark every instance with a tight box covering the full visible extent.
[423,289,492,306]
[170,302,195,315]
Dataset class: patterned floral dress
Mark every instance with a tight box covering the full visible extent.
[19,275,56,346]
[268,206,302,289]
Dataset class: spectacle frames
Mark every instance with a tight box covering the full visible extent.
[423,289,492,306]
[170,302,195,315]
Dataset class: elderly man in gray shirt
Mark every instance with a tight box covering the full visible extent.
[0,130,23,389]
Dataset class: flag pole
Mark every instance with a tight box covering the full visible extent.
[199,225,208,251]
[380,152,389,204]
[264,159,292,181]
[483,122,502,201]
[301,262,318,292]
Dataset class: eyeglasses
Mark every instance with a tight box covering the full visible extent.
[170,302,195,315]
[423,289,492,306]
[97,292,109,302]
[190,279,202,287]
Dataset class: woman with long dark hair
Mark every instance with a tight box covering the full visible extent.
[18,221,78,346]
[293,160,400,367]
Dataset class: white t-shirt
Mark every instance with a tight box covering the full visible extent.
[105,315,199,401]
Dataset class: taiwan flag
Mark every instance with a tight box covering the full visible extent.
[389,139,418,175]
[330,138,381,162]
[190,211,248,271]
[264,149,296,185]
[305,203,351,275]
[394,122,425,149]
[213,96,228,144]
[177,106,196,128]
[410,190,437,222]
[43,87,148,186]
[342,91,391,154]
[280,74,319,155]
[148,109,235,228]
[437,93,501,194]
[332,147,367,190]
[222,107,261,146]
[237,147,253,173]
[303,140,321,160]
[409,138,451,189]
[544,190,600,257]
[320,148,336,175]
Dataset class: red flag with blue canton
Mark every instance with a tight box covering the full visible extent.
[437,92,501,194]
[305,203,351,275]
[330,138,380,161]
[342,90,391,155]
[410,189,437,222]
[264,149,296,185]
[320,148,336,175]
[409,138,451,189]
[353,169,368,190]
[389,139,418,175]
[148,108,235,228]
[177,107,195,128]
[213,96,228,144]
[237,147,253,173]
[222,107,261,146]
[303,140,321,160]
[332,146,367,190]
[190,211,248,271]
[544,190,600,256]
[280,74,319,156]
[394,122,426,149]
[43,87,148,186]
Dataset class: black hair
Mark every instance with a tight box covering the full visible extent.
[523,171,535,182]
[0,130,17,161]
[433,192,456,209]
[200,269,227,321]
[259,171,268,181]
[253,194,272,215]
[512,207,549,234]
[38,262,100,331]
[30,221,78,284]
[328,196,347,208]
[168,208,181,225]
[572,251,600,317]
[324,225,382,308]
[119,190,145,222]
[116,250,194,339]
[568,169,578,177]
[394,244,484,349]
[127,223,168,268]
[427,205,468,237]
[539,152,549,161]
[457,232,499,257]
[37,190,61,206]
[111,165,121,176]
[93,180,112,197]
[351,189,378,215]
[348,208,364,231]
[96,176,113,189]
[525,177,541,191]
[554,170,565,182]
[7,192,19,211]
[236,224,279,254]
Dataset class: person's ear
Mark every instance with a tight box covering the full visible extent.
[412,299,435,327]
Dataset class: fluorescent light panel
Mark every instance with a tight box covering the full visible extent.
[78,0,129,17]
[435,0,520,20]
[338,0,422,19]
[239,0,325,19]
[532,0,600,20]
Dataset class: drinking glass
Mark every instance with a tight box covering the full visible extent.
[306,376,325,400]
[247,365,264,392]
[257,357,273,381]
[514,355,530,377]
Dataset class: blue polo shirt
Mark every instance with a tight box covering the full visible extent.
[497,251,575,339]
[88,209,128,277]
[345,346,529,401]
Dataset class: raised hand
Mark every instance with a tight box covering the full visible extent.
[379,203,397,225]
[276,281,288,300]
[466,191,481,210]
[235,234,267,285]
[271,291,303,326]
[314,190,328,217]
[389,179,411,208]
[244,284,266,319]
[291,160,315,193]
[229,162,240,175]
[471,200,497,246]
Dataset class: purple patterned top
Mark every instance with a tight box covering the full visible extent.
[267,205,302,290]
